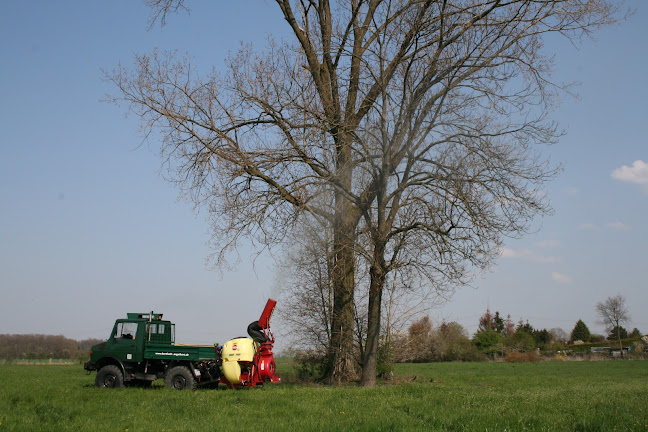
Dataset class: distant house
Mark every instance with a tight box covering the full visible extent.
[591,346,630,357]
[590,347,612,354]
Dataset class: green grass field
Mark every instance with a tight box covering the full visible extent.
[0,360,646,431]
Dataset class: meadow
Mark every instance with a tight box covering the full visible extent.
[0,359,646,431]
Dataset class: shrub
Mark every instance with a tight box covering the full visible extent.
[506,330,536,351]
[293,349,328,382]
[430,322,477,362]
[461,345,488,362]
[632,342,644,351]
[504,351,541,362]
[406,316,434,362]
[589,334,606,343]
[473,330,504,358]
[376,342,394,379]
[629,328,642,338]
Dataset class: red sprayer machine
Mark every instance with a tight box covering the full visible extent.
[219,298,281,388]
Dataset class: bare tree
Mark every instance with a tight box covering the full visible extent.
[549,327,568,344]
[107,0,621,385]
[277,220,334,353]
[596,294,631,351]
[381,268,445,347]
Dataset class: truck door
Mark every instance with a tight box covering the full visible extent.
[109,321,140,362]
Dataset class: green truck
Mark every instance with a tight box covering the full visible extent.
[84,300,279,389]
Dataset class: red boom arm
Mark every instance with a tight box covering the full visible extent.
[258,298,276,330]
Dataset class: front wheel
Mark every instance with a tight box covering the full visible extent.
[95,365,124,388]
[164,366,196,390]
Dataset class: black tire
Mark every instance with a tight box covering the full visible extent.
[95,365,124,388]
[164,366,196,390]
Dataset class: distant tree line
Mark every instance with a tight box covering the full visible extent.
[388,317,483,363]
[390,309,569,363]
[371,308,645,369]
[386,296,644,366]
[0,334,103,361]
[288,294,645,381]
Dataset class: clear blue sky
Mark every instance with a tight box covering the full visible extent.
[1,1,646,346]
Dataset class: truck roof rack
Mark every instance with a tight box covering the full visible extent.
[126,312,164,320]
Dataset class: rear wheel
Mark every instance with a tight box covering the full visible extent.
[164,366,196,390]
[95,365,124,388]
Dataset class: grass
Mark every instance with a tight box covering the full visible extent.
[0,360,646,431]
[0,359,76,365]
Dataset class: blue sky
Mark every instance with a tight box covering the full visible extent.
[1,1,646,346]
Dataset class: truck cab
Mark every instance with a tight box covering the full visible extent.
[90,313,175,365]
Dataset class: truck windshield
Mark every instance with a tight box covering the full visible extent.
[115,322,138,340]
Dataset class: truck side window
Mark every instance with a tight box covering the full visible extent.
[146,323,171,343]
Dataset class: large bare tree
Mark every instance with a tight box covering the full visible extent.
[107,0,621,385]
[596,294,631,352]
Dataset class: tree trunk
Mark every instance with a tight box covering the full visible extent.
[326,218,358,383]
[325,132,358,384]
[617,321,623,354]
[360,242,386,387]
